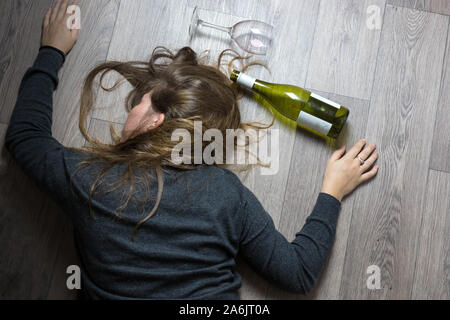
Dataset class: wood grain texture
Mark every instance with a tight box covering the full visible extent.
[339,5,448,299]
[411,169,450,299]
[305,0,386,100]
[416,0,450,15]
[0,124,8,176]
[0,123,67,299]
[46,222,78,300]
[430,22,450,173]
[0,0,53,124]
[0,0,33,91]
[188,0,277,21]
[388,0,450,15]
[386,0,416,9]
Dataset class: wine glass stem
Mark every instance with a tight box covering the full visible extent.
[199,20,232,35]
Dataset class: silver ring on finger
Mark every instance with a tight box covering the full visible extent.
[357,156,365,165]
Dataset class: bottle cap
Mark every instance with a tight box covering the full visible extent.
[230,70,240,82]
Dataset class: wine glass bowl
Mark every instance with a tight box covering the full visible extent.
[231,20,273,55]
[188,6,274,56]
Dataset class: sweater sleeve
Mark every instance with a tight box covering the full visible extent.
[238,187,341,294]
[4,46,77,210]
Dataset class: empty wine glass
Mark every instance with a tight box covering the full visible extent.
[189,6,274,55]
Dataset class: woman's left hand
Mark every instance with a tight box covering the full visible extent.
[41,0,79,55]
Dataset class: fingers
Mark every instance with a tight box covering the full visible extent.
[345,138,366,159]
[50,0,70,21]
[357,142,376,161]
[360,151,378,172]
[69,0,79,16]
[51,0,62,21]
[360,165,379,183]
[58,0,70,20]
[71,26,80,40]
[330,145,346,161]
[43,8,51,28]
[68,1,79,32]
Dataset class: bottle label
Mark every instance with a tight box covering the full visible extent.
[237,73,256,89]
[310,93,341,110]
[297,111,332,136]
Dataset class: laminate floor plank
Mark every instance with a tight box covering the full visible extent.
[387,0,416,9]
[187,0,278,21]
[388,0,450,15]
[0,0,34,91]
[0,0,53,124]
[305,0,386,100]
[417,0,450,15]
[430,23,450,173]
[411,169,450,299]
[339,5,448,299]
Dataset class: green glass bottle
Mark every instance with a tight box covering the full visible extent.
[230,70,349,139]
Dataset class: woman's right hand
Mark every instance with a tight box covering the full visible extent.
[321,139,379,202]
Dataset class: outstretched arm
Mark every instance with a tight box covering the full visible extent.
[5,0,80,207]
[238,138,380,294]
[238,187,341,295]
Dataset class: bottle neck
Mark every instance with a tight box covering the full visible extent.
[231,70,257,89]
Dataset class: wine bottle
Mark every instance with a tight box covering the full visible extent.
[230,70,349,139]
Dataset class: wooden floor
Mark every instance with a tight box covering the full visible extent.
[0,0,449,299]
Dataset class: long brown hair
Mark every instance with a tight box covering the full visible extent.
[68,46,273,241]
